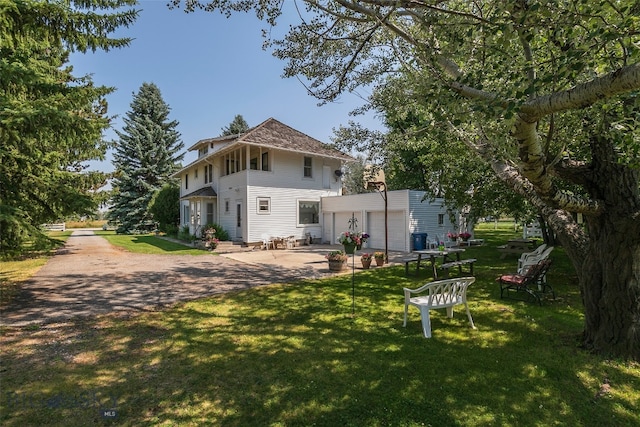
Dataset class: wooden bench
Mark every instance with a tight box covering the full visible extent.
[439,258,476,278]
[403,277,476,338]
[403,256,421,275]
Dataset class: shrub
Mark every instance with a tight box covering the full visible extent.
[204,223,229,241]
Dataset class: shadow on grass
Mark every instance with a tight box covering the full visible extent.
[1,230,638,426]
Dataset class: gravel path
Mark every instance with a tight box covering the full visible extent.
[0,230,325,327]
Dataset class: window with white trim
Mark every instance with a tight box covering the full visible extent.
[257,197,271,214]
[204,164,213,184]
[303,156,312,178]
[298,200,319,225]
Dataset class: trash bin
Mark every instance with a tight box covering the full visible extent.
[412,232,428,251]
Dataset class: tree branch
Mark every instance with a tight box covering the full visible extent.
[520,63,640,122]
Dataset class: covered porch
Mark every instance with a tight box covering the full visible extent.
[180,186,218,237]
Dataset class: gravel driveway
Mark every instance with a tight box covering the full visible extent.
[0,230,336,327]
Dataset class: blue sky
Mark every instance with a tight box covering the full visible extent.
[71,1,380,172]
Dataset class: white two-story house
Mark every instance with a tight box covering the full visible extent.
[172,118,354,244]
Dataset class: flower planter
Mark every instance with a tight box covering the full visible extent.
[328,259,347,271]
[343,243,357,254]
[361,259,371,269]
[375,257,385,266]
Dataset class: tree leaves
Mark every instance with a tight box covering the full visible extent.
[0,0,138,251]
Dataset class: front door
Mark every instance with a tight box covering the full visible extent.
[236,201,243,241]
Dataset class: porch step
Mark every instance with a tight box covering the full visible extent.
[214,241,254,253]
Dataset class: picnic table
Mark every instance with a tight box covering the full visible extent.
[497,239,535,259]
[412,248,467,279]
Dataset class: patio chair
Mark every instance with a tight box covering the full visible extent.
[426,235,439,249]
[517,243,548,271]
[519,246,554,286]
[497,259,554,305]
[403,277,476,338]
[261,233,274,250]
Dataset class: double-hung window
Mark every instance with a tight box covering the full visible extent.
[303,156,312,178]
[257,197,271,214]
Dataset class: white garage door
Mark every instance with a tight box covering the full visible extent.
[333,212,362,243]
[366,210,407,252]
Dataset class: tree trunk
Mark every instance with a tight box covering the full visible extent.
[580,228,640,359]
[574,136,640,360]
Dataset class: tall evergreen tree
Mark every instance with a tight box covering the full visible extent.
[220,114,249,136]
[0,0,137,253]
[108,83,184,233]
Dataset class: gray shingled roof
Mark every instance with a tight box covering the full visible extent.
[180,186,217,200]
[173,118,355,178]
[188,118,354,161]
[236,118,354,161]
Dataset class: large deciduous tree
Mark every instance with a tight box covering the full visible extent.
[0,0,137,253]
[148,183,180,234]
[108,82,184,233]
[172,1,640,359]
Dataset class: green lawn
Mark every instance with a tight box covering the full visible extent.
[94,231,209,255]
[1,228,638,426]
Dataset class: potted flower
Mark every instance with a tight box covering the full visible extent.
[374,251,385,266]
[203,226,220,250]
[459,232,472,242]
[361,253,372,269]
[337,231,369,253]
[326,250,348,271]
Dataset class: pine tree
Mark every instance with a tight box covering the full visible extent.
[220,114,249,136]
[108,83,184,233]
[0,0,137,253]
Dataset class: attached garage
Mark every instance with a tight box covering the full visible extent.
[366,210,406,252]
[321,190,462,253]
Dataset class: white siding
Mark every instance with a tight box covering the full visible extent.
[175,143,347,243]
[244,186,328,243]
[322,190,459,252]
[407,192,457,244]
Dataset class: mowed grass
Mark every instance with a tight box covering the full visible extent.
[1,227,639,426]
[0,231,72,306]
[94,230,209,255]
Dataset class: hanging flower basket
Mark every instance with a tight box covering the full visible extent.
[337,231,369,249]
[343,243,357,254]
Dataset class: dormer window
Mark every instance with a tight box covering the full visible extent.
[198,146,209,158]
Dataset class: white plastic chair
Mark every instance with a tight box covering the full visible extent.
[261,233,274,250]
[518,245,552,272]
[517,244,548,271]
[519,246,554,287]
[403,277,476,338]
